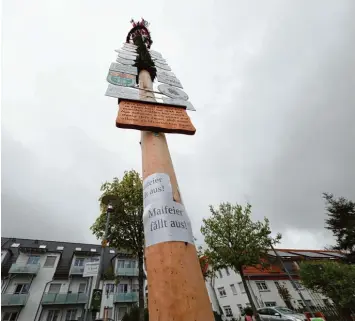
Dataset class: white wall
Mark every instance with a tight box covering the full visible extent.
[1,250,9,263]
[99,278,140,319]
[8,252,61,321]
[209,267,331,320]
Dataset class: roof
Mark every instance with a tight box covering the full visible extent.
[200,248,345,278]
[1,237,129,279]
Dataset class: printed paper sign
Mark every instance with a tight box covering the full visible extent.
[143,200,194,247]
[142,173,194,247]
[143,173,173,208]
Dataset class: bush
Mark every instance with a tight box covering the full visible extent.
[122,306,149,321]
[214,311,223,321]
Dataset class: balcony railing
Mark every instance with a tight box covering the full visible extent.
[9,263,40,275]
[113,292,138,303]
[116,267,139,277]
[1,293,29,306]
[69,265,85,275]
[42,292,88,305]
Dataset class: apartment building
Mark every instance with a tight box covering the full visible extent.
[203,249,343,320]
[1,237,141,321]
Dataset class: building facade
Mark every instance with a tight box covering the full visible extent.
[204,249,343,320]
[1,237,342,321]
[1,237,141,321]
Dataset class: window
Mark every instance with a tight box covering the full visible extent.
[238,282,245,293]
[132,284,139,292]
[230,284,237,295]
[265,302,276,307]
[78,283,86,293]
[256,281,269,291]
[56,246,64,250]
[11,243,20,248]
[74,258,85,267]
[47,310,60,321]
[223,306,233,317]
[75,247,81,251]
[2,312,18,321]
[106,283,115,293]
[118,284,128,293]
[237,304,243,313]
[90,248,96,252]
[218,270,223,278]
[258,308,270,316]
[267,308,279,315]
[292,280,304,290]
[90,256,100,263]
[124,260,136,268]
[39,245,47,249]
[225,267,230,276]
[14,283,30,294]
[48,284,61,294]
[109,250,115,254]
[117,260,125,268]
[44,256,56,267]
[65,309,77,320]
[217,287,226,297]
[27,255,40,264]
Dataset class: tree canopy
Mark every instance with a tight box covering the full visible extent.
[91,170,144,253]
[323,193,355,263]
[200,202,281,319]
[300,260,355,315]
[91,170,145,321]
[201,203,281,272]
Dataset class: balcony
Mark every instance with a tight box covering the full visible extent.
[42,292,88,305]
[113,292,138,303]
[9,263,40,275]
[69,265,85,275]
[116,267,139,277]
[1,293,29,306]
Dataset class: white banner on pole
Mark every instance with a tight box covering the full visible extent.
[83,262,100,277]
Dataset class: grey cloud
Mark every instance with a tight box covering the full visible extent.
[2,0,354,249]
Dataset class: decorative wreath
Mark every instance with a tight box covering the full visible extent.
[126,18,156,82]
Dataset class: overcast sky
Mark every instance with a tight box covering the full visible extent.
[2,0,354,249]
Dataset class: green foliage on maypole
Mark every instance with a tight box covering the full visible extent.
[127,18,156,83]
[133,36,156,83]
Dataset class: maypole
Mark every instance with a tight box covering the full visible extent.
[105,19,214,321]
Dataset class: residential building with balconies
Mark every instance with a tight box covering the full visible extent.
[98,254,141,320]
[1,237,142,321]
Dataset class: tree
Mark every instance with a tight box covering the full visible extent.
[91,170,145,321]
[122,306,149,321]
[200,202,282,320]
[323,193,355,263]
[299,260,355,319]
[277,284,293,309]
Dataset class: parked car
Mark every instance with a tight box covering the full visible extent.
[257,306,307,321]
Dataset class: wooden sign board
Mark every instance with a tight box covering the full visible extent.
[116,100,196,135]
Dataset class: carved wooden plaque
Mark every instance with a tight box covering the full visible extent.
[116,100,196,135]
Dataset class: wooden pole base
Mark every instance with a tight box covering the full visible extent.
[138,70,213,321]
[141,131,214,321]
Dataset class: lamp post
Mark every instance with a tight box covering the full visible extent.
[88,194,118,321]
[270,245,313,316]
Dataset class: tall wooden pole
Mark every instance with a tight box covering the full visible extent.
[139,70,214,321]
